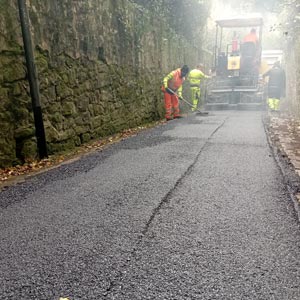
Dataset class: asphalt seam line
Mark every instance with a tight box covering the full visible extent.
[103,116,228,298]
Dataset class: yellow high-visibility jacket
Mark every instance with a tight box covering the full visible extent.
[188,69,207,87]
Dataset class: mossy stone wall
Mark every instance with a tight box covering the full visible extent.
[0,0,206,167]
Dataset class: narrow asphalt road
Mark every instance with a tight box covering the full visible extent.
[0,111,299,300]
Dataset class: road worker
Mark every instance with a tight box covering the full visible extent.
[241,28,260,74]
[231,31,239,54]
[161,65,189,120]
[243,28,259,46]
[263,61,286,111]
[188,64,210,111]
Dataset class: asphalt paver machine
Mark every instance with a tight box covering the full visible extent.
[204,14,266,110]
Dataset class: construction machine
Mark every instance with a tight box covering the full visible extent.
[204,14,267,110]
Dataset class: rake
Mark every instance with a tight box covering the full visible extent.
[167,88,209,115]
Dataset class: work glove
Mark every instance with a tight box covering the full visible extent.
[165,87,174,94]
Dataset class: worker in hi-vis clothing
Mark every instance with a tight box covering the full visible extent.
[263,61,286,111]
[161,65,189,120]
[188,64,210,111]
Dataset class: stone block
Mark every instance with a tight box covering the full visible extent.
[3,61,26,83]
[21,138,38,162]
[0,140,16,168]
[48,138,76,154]
[45,122,60,142]
[80,133,91,143]
[62,101,77,116]
[91,115,103,128]
[77,98,90,112]
[75,125,88,135]
[47,103,62,114]
[56,83,74,99]
[14,126,35,139]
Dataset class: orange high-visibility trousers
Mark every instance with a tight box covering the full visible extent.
[164,92,180,119]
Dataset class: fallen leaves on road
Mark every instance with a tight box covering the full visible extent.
[0,159,53,182]
[268,114,300,171]
[0,121,164,185]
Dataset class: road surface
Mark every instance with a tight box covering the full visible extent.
[0,111,299,299]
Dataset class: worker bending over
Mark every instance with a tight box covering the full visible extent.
[161,65,189,120]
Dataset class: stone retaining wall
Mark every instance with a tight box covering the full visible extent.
[0,0,209,167]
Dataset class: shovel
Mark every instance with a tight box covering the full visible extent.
[167,88,209,115]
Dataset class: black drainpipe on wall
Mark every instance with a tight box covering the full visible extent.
[17,0,48,159]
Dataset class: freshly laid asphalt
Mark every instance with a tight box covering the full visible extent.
[0,111,299,299]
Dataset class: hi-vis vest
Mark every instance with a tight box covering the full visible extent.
[162,68,184,95]
[188,69,205,87]
[243,33,258,45]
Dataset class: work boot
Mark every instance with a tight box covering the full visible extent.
[174,115,184,119]
[165,116,173,121]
